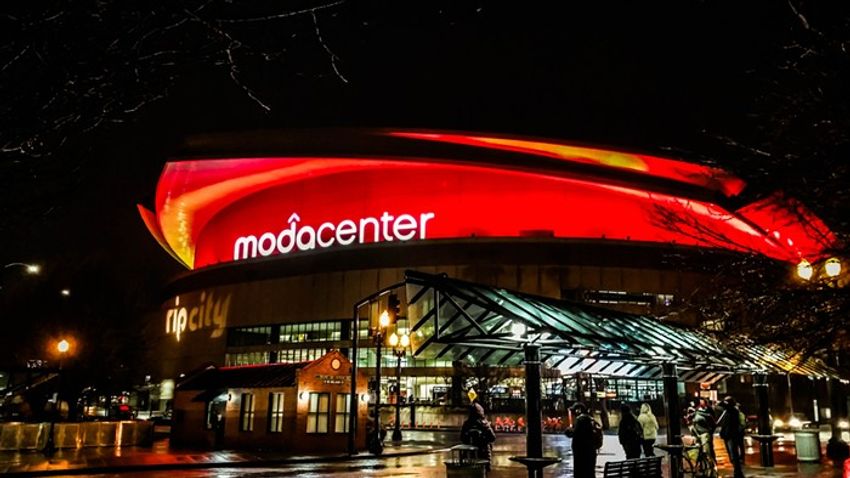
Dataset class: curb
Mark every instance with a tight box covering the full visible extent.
[2,447,452,477]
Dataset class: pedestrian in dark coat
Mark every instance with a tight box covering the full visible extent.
[618,404,643,459]
[718,397,745,478]
[460,402,497,470]
[567,402,602,478]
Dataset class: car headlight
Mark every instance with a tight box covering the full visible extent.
[839,420,849,430]
[789,417,802,429]
[773,419,785,429]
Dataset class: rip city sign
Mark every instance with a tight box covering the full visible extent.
[233,211,436,261]
[165,291,232,342]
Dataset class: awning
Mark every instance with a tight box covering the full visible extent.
[401,270,839,382]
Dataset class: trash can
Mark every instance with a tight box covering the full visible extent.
[445,444,487,478]
[794,430,821,462]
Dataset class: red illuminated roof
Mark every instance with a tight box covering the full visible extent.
[139,130,837,270]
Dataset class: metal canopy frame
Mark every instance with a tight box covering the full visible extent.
[402,270,838,381]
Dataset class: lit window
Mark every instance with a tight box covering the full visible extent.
[239,393,255,432]
[335,394,350,433]
[306,392,330,433]
[268,392,284,433]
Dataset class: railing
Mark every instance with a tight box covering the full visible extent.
[0,421,153,450]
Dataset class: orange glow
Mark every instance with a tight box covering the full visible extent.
[389,132,747,197]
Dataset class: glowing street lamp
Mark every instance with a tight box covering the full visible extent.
[379,310,391,328]
[825,258,842,278]
[796,259,814,281]
[389,331,411,443]
[369,304,394,455]
[45,337,72,456]
[3,262,41,274]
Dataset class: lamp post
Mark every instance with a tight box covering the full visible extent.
[4,262,41,274]
[507,321,561,478]
[389,331,410,443]
[44,338,70,457]
[368,310,391,455]
[2,263,41,291]
[794,257,849,463]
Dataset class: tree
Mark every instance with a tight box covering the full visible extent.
[659,1,850,370]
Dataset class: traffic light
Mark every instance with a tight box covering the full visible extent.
[387,294,401,323]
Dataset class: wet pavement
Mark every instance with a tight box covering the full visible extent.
[0,431,845,477]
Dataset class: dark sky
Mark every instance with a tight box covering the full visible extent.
[1,1,846,373]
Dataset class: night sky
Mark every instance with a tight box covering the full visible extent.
[1,1,847,381]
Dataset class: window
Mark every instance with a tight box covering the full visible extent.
[239,393,255,432]
[225,351,270,366]
[279,321,343,343]
[306,392,330,433]
[276,348,327,364]
[334,394,350,433]
[227,326,273,347]
[268,392,285,433]
[563,289,676,307]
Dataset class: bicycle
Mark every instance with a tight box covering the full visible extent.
[680,433,717,478]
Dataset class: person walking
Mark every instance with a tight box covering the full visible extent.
[637,403,659,457]
[460,402,497,471]
[718,397,745,478]
[567,402,603,478]
[618,404,643,459]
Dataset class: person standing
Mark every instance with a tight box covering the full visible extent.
[618,404,643,459]
[718,397,745,478]
[694,399,717,463]
[637,403,659,457]
[567,402,603,478]
[460,402,497,471]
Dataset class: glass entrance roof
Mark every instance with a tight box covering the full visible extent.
[401,270,838,382]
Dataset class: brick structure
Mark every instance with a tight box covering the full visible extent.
[172,350,367,453]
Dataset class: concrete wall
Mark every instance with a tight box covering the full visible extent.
[0,421,153,451]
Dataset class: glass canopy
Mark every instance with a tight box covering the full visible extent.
[401,270,838,382]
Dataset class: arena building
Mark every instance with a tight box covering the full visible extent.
[137,129,838,430]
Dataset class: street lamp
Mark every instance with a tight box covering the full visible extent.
[825,258,842,278]
[368,309,392,455]
[45,338,71,456]
[389,331,411,443]
[796,259,814,280]
[4,262,41,274]
[790,257,848,460]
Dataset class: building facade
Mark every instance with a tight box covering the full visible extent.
[172,350,368,452]
[138,129,837,423]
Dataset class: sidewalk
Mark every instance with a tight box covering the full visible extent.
[0,430,845,477]
[0,434,449,477]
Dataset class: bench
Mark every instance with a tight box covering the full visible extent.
[602,456,663,478]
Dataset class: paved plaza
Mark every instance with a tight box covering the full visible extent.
[0,430,845,477]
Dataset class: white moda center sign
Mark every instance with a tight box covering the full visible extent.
[233,211,436,261]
